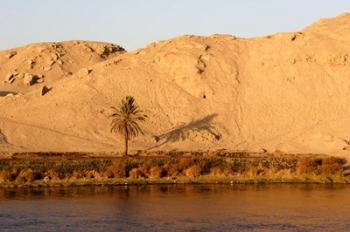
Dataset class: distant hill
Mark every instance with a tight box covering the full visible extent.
[1,14,350,155]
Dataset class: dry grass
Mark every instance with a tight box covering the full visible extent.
[298,158,322,174]
[297,157,345,175]
[184,165,202,178]
[0,154,347,186]
[129,168,141,179]
[149,167,164,179]
[321,157,344,175]
[16,169,34,184]
[104,161,127,178]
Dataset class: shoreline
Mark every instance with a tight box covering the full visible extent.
[0,152,348,188]
[1,176,348,189]
[0,150,334,160]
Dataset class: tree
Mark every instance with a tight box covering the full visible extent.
[110,96,147,156]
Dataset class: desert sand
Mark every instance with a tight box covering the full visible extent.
[1,14,350,155]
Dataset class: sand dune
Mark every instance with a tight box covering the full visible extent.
[1,14,350,155]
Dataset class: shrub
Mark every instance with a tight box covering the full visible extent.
[247,165,265,177]
[32,171,43,180]
[69,171,83,180]
[179,157,195,171]
[198,158,212,174]
[321,157,344,175]
[85,170,102,180]
[103,169,114,178]
[149,167,164,179]
[297,158,322,174]
[231,159,248,174]
[184,164,202,178]
[146,158,164,168]
[16,169,34,184]
[129,168,141,179]
[106,161,127,178]
[45,170,60,181]
[270,158,297,171]
[55,162,74,176]
[0,170,9,183]
[209,167,230,176]
[163,163,180,177]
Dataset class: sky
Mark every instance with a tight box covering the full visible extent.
[1,0,350,51]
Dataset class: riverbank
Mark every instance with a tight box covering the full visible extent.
[0,152,348,187]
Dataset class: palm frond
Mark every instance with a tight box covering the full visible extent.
[110,96,147,139]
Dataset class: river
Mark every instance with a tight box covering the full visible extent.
[0,184,349,231]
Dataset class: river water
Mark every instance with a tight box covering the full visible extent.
[0,184,349,232]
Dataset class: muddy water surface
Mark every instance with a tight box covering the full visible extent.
[0,184,349,231]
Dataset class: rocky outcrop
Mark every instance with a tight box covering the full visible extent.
[0,41,126,93]
[23,73,43,86]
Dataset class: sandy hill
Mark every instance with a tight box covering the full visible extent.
[1,14,350,155]
[0,41,125,94]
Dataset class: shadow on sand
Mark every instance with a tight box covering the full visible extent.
[150,114,221,149]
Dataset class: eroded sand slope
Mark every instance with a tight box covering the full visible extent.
[0,41,125,94]
[1,14,350,155]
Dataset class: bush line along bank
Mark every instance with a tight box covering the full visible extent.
[0,155,347,187]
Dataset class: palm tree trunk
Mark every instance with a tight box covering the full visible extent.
[124,125,129,157]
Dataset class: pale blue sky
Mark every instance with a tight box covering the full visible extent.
[1,0,350,51]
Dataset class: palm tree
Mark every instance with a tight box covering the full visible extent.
[110,96,147,156]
